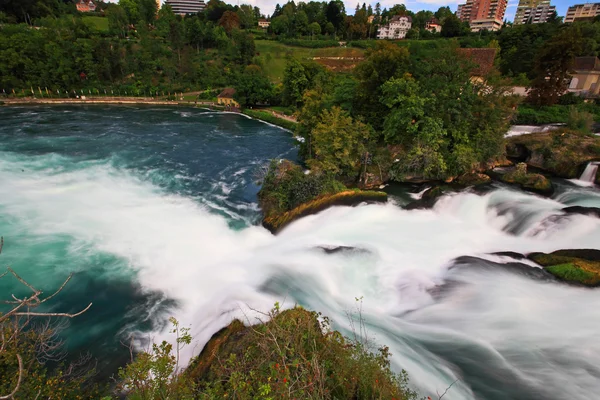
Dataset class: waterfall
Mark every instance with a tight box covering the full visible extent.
[579,162,599,183]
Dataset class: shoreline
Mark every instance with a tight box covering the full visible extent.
[0,97,199,106]
[1,97,297,131]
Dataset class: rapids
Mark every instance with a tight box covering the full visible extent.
[1,106,599,399]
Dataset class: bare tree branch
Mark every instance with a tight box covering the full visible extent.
[0,353,23,400]
[437,379,459,400]
[11,302,93,319]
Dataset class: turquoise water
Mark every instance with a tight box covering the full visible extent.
[0,105,297,376]
[2,106,600,399]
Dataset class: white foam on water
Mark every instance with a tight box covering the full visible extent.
[1,152,600,399]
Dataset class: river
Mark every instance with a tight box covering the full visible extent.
[1,106,599,399]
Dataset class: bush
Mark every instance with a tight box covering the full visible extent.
[190,305,418,400]
[566,106,594,134]
[348,40,376,49]
[278,38,340,48]
[559,92,585,106]
[257,160,345,218]
[515,104,570,124]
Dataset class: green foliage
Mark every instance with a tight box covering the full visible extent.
[566,106,595,134]
[528,26,583,106]
[353,41,410,131]
[191,306,418,400]
[0,324,103,399]
[380,46,515,180]
[279,38,340,48]
[310,106,373,176]
[118,318,194,399]
[258,159,345,217]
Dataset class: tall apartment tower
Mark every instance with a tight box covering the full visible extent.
[514,0,556,25]
[164,0,206,15]
[514,3,556,24]
[456,0,507,31]
[565,3,600,22]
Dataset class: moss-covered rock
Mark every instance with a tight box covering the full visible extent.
[528,249,600,286]
[506,129,600,179]
[500,163,553,195]
[263,190,387,234]
[456,172,491,186]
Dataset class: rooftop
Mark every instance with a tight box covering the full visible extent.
[218,88,236,98]
[574,56,600,71]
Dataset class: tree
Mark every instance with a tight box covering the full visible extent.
[353,41,410,130]
[0,238,98,399]
[309,21,321,39]
[271,14,290,35]
[235,64,273,106]
[325,21,335,36]
[528,26,583,106]
[219,10,241,33]
[119,0,140,25]
[237,4,255,29]
[434,6,453,22]
[441,14,462,37]
[326,0,345,33]
[310,106,372,176]
[232,29,256,64]
[106,3,128,38]
[282,58,310,106]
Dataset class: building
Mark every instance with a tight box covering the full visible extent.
[565,3,600,23]
[258,19,270,28]
[377,15,412,40]
[164,0,206,15]
[425,18,442,33]
[568,57,600,96]
[514,4,556,24]
[457,4,465,19]
[513,0,548,24]
[217,88,239,108]
[76,0,96,13]
[456,0,507,31]
[457,48,497,82]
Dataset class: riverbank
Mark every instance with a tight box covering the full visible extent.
[0,97,298,131]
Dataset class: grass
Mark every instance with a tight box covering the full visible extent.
[242,109,297,131]
[263,190,387,233]
[82,16,109,32]
[255,40,364,83]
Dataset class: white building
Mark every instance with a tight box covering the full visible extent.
[377,15,412,39]
[164,0,206,15]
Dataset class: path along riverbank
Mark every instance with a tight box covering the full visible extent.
[1,97,298,131]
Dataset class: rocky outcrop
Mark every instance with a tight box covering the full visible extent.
[562,206,600,219]
[262,190,388,234]
[499,163,553,195]
[528,249,600,287]
[506,130,600,182]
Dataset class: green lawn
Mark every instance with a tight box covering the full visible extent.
[83,16,109,32]
[254,40,364,83]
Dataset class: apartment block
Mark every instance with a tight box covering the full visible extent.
[565,3,600,23]
[456,0,507,31]
[514,3,556,24]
